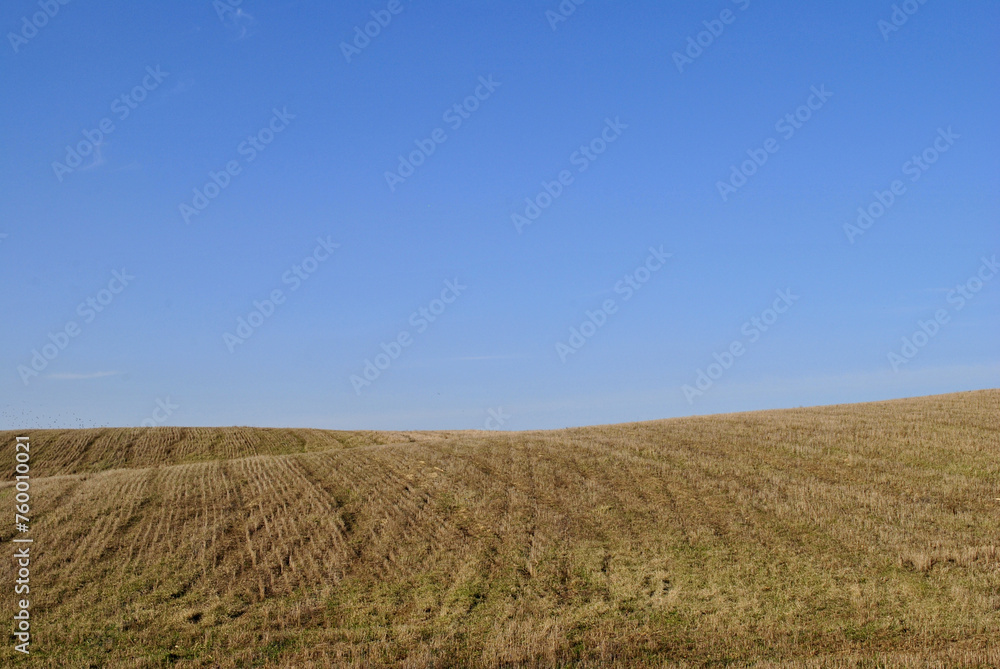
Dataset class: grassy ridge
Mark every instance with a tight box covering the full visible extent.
[0,427,439,477]
[1,390,998,667]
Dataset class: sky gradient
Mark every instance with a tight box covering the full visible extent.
[1,0,998,430]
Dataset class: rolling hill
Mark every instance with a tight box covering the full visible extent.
[2,390,998,667]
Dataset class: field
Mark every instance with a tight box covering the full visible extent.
[1,390,998,667]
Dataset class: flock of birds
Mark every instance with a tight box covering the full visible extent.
[0,407,107,431]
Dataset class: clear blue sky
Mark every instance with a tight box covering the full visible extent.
[1,0,997,430]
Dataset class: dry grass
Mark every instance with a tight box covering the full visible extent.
[1,389,998,667]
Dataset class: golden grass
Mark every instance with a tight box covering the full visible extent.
[1,389,998,667]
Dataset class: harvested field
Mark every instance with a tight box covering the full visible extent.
[1,390,998,667]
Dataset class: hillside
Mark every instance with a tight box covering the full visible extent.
[2,390,999,667]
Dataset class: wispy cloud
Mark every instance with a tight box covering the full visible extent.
[46,371,121,380]
[163,79,194,97]
[450,354,528,362]
[391,354,531,370]
[111,161,143,173]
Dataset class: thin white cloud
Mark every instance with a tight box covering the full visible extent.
[111,161,143,173]
[46,371,121,380]
[167,80,193,96]
[395,354,532,369]
[451,354,528,361]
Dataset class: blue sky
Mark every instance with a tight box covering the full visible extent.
[1,0,997,430]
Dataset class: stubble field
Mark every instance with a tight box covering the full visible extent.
[1,389,998,667]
